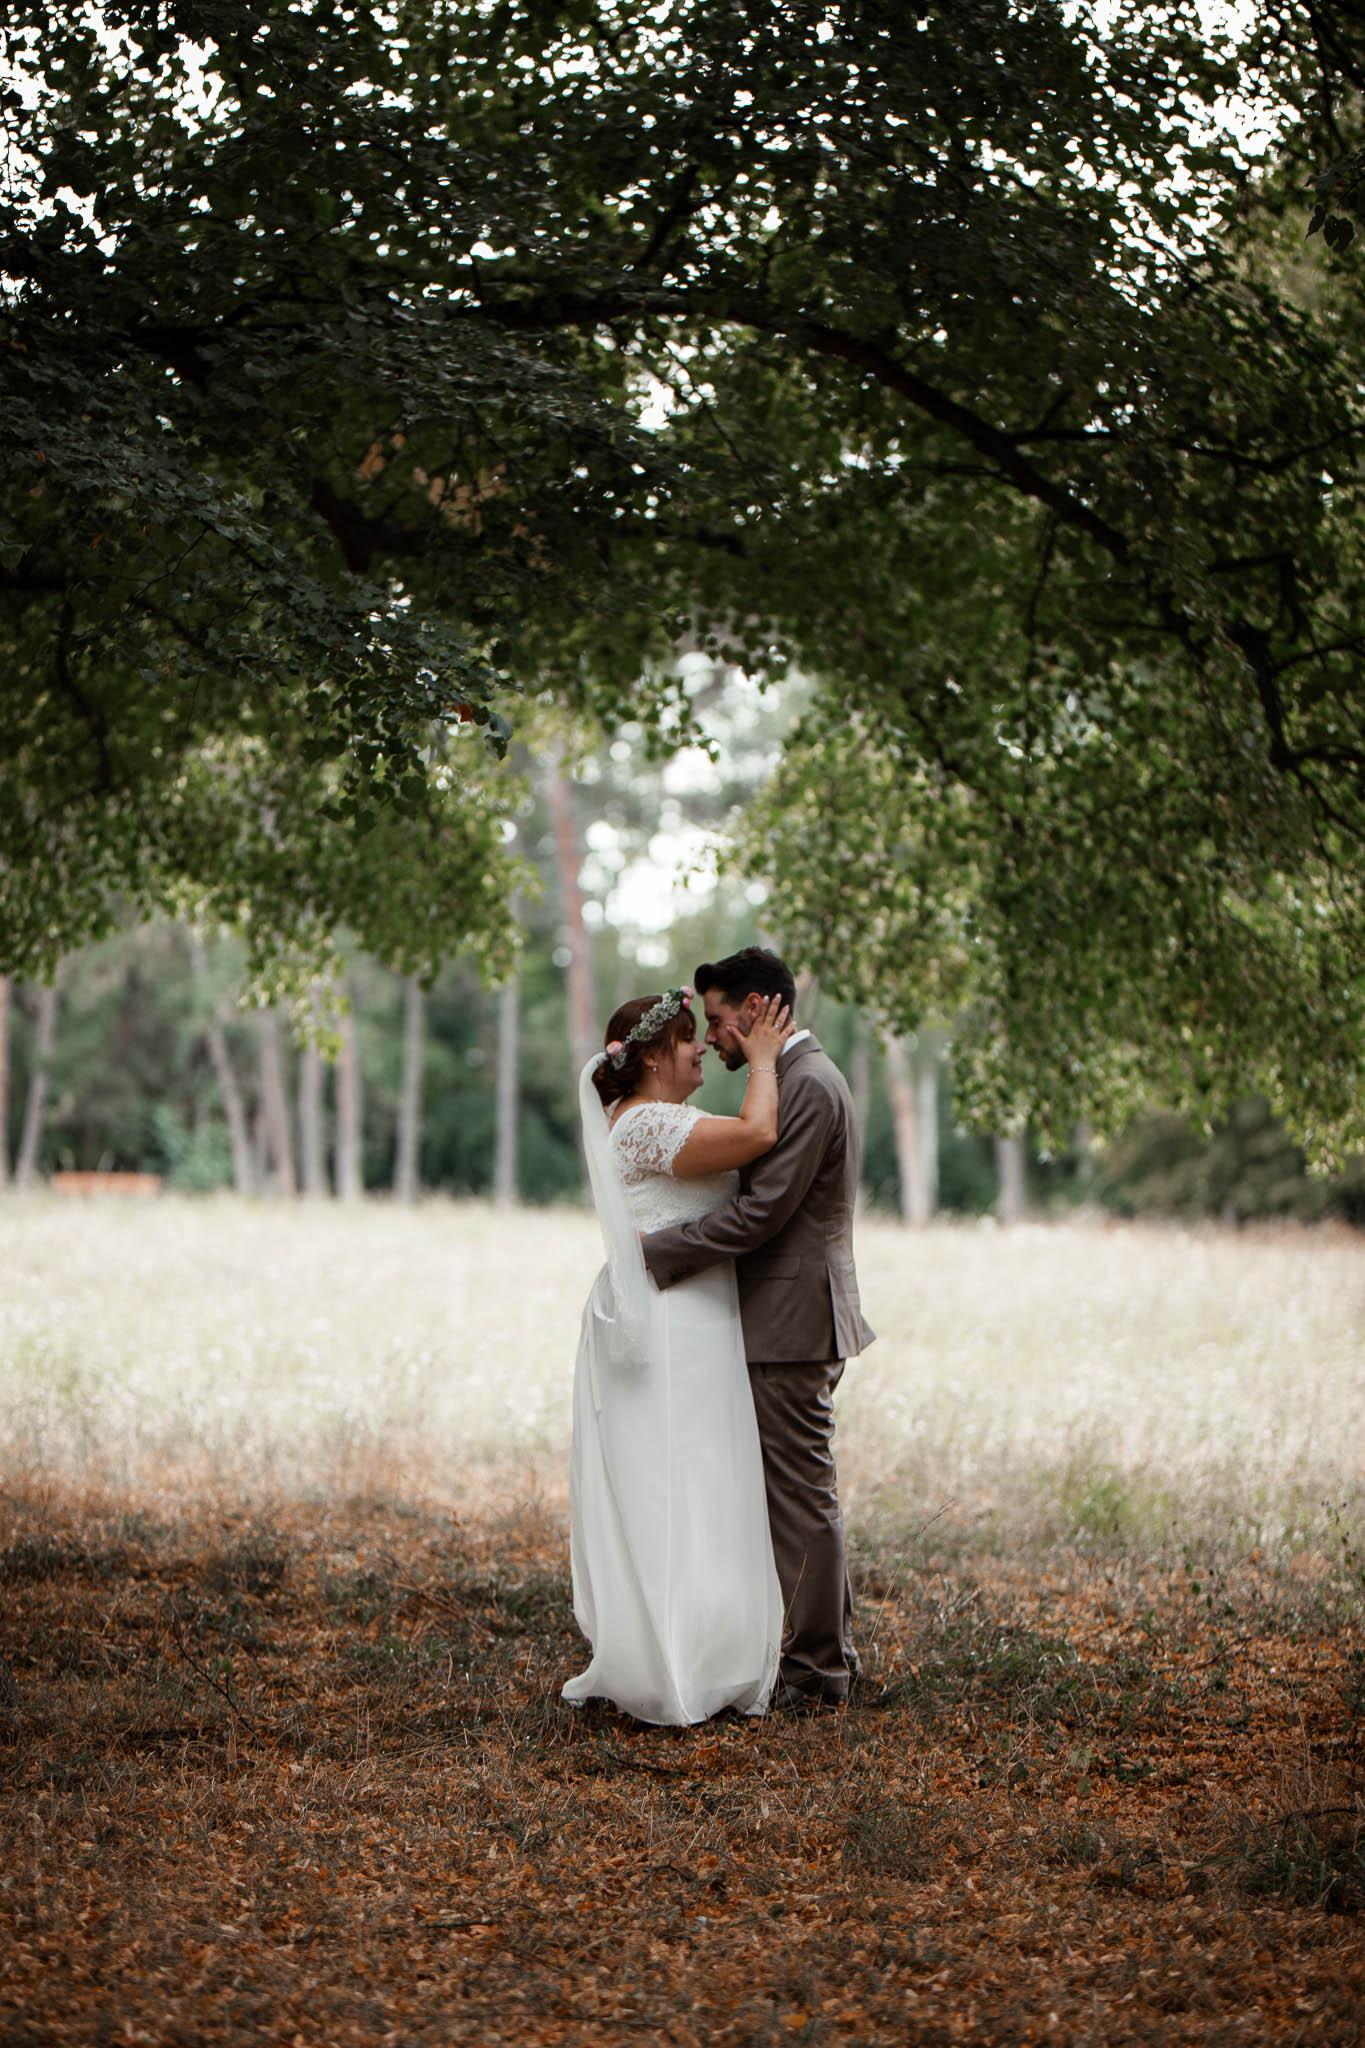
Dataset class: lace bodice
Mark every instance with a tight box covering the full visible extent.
[609,1102,739,1231]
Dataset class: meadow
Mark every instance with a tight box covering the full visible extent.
[3,1196,1363,1548]
[2,1198,1363,2044]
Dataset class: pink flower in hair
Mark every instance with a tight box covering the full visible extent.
[606,1040,623,1057]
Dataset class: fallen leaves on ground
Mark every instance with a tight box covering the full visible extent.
[2,1488,1362,2045]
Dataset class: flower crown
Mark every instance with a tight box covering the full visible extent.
[605,987,693,1068]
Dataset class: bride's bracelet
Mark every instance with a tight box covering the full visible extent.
[748,1063,777,1076]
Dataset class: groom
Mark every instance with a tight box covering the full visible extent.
[640,946,875,1708]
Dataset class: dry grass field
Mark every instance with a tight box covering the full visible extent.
[1,1196,1361,1551]
[2,1197,1363,2044]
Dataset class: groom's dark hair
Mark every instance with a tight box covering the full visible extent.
[694,946,797,1013]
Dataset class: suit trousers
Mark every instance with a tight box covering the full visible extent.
[747,1359,859,1699]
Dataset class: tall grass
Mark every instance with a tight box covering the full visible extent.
[2,1195,1361,1556]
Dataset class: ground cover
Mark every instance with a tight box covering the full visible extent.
[1,1200,1362,2041]
[1,1487,1362,2045]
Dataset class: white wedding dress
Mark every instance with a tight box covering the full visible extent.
[564,1091,783,1724]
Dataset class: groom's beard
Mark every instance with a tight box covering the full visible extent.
[720,1045,748,1073]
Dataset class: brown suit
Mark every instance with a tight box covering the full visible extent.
[642,1036,875,1700]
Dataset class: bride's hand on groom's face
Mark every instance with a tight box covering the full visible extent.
[745,996,794,1063]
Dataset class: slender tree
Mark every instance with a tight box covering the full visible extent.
[913,1036,942,1224]
[547,748,598,1077]
[494,970,520,1209]
[188,936,253,1196]
[882,1031,939,1228]
[995,1137,1027,1226]
[0,975,9,1190]
[849,1013,871,1209]
[297,1037,328,1199]
[14,980,58,1190]
[493,877,523,1212]
[394,974,424,1203]
[335,1000,363,1202]
[256,1010,297,1196]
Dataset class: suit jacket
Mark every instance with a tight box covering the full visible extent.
[641,1035,876,1364]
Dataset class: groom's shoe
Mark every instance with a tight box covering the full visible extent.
[774,1679,846,1713]
[774,1681,826,1713]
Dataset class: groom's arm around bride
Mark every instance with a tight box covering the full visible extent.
[640,948,875,1707]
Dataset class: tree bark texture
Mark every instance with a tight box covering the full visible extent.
[995,1135,1026,1224]
[14,979,58,1191]
[546,747,598,1077]
[882,1030,937,1226]
[913,1036,940,1222]
[849,1016,871,1154]
[298,1037,328,1198]
[188,935,253,1196]
[335,1000,363,1201]
[394,974,423,1202]
[849,1015,870,1215]
[256,1010,296,1196]
[494,965,520,1207]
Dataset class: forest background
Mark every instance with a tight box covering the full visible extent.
[7,655,1365,1226]
[7,658,1365,1222]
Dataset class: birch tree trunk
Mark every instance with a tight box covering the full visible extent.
[335,1000,363,1201]
[494,965,520,1208]
[849,1013,870,1213]
[393,973,423,1203]
[0,975,9,1191]
[882,1029,937,1225]
[546,746,597,1076]
[256,1010,296,1195]
[297,1038,328,1197]
[188,935,253,1195]
[912,1036,940,1222]
[14,979,58,1191]
[995,1135,1026,1224]
[849,1015,871,1148]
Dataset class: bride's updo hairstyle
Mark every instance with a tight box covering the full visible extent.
[592,994,697,1109]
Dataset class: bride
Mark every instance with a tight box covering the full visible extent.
[564,985,792,1724]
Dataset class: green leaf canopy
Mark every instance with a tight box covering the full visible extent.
[5,1,1365,1143]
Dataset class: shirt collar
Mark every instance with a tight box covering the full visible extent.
[778,1028,813,1063]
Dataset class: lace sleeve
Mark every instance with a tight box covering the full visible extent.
[610,1101,702,1181]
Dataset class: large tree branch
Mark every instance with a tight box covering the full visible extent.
[791,317,1132,561]
[310,477,438,574]
[456,277,1135,561]
[53,599,115,791]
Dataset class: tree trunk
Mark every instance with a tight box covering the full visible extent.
[0,974,10,1191]
[848,1013,870,1216]
[912,1035,940,1222]
[849,1014,871,1152]
[298,1037,328,1197]
[189,935,253,1195]
[335,1000,363,1201]
[546,745,598,1076]
[494,963,520,1208]
[995,1134,1026,1224]
[256,1010,296,1195]
[394,973,423,1202]
[882,1029,936,1225]
[14,978,58,1191]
